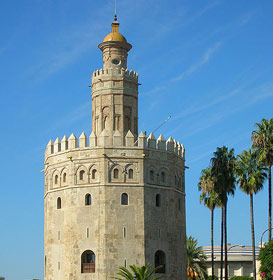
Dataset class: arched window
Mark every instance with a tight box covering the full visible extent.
[57,197,61,209]
[155,250,166,273]
[156,194,161,207]
[79,170,85,180]
[114,168,119,179]
[63,173,67,183]
[149,170,154,181]
[175,175,177,186]
[92,169,97,180]
[85,194,92,206]
[121,193,128,205]
[128,169,133,179]
[55,175,58,185]
[161,171,165,183]
[81,250,95,273]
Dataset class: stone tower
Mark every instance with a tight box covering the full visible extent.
[44,16,187,280]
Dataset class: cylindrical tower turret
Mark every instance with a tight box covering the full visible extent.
[91,16,139,141]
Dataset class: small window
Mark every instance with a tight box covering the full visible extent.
[158,229,161,238]
[114,168,119,179]
[63,173,67,183]
[175,175,177,186]
[80,170,85,180]
[149,170,154,181]
[128,169,133,179]
[161,171,165,183]
[123,227,127,238]
[55,175,58,185]
[58,262,61,270]
[124,259,127,268]
[121,193,128,205]
[92,169,97,180]
[87,228,89,238]
[58,231,61,240]
[85,194,92,206]
[178,198,181,211]
[156,194,161,207]
[57,197,61,209]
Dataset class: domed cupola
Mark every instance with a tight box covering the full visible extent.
[98,14,132,70]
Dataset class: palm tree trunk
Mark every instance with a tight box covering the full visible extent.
[220,207,223,280]
[269,165,272,242]
[224,202,228,280]
[211,208,215,280]
[250,193,257,280]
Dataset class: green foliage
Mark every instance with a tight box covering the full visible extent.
[198,167,221,210]
[187,236,207,280]
[211,146,236,203]
[236,149,267,195]
[229,277,253,280]
[207,275,218,280]
[252,118,273,167]
[258,239,273,279]
[111,263,166,280]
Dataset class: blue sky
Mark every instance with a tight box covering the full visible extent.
[0,0,273,279]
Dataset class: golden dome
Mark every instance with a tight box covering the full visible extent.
[103,21,127,43]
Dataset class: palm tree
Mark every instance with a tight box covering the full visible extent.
[187,236,208,280]
[252,118,273,241]
[111,264,166,280]
[236,149,267,280]
[198,167,220,280]
[211,146,236,280]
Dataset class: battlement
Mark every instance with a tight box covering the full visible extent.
[92,68,138,81]
[45,131,185,160]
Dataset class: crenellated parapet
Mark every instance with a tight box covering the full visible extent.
[92,68,138,83]
[45,130,185,160]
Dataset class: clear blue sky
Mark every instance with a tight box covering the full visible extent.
[0,0,273,279]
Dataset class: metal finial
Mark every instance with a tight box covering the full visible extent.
[114,0,117,21]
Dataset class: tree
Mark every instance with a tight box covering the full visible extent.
[236,149,267,280]
[252,118,273,241]
[211,146,236,280]
[111,264,166,280]
[198,167,221,280]
[187,236,207,280]
[258,239,273,279]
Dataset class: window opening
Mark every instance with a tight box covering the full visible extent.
[114,168,119,179]
[55,175,58,185]
[123,227,127,238]
[178,198,181,211]
[155,250,166,273]
[80,170,85,180]
[121,193,128,205]
[57,197,61,209]
[161,171,165,183]
[156,194,161,207]
[149,170,154,181]
[128,169,133,179]
[63,173,66,183]
[92,169,97,180]
[85,194,92,206]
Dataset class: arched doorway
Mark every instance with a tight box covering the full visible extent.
[81,250,95,273]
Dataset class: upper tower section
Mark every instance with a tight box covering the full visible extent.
[91,15,139,142]
[98,15,132,70]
